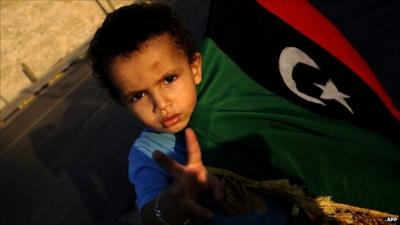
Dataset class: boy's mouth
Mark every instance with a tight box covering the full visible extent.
[161,113,182,128]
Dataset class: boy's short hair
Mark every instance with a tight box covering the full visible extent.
[88,3,197,104]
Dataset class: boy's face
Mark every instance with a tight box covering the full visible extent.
[111,34,202,133]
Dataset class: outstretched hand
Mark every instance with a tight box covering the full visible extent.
[152,128,224,219]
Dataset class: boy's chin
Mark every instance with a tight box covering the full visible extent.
[153,122,187,134]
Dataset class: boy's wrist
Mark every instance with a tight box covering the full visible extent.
[141,189,191,225]
[154,190,190,225]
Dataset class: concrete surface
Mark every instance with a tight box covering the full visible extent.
[0,0,134,112]
[0,58,143,225]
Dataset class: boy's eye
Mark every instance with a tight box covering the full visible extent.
[163,75,177,85]
[131,92,146,102]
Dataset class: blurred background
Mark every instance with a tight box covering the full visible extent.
[0,0,209,224]
[0,1,142,225]
[1,0,132,116]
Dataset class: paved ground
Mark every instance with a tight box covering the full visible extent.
[0,59,143,225]
[0,0,133,112]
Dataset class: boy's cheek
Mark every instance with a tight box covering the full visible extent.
[129,105,155,124]
[127,105,145,120]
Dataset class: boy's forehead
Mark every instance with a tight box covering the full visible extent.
[136,33,174,52]
[128,34,184,68]
[111,34,186,90]
[116,34,172,67]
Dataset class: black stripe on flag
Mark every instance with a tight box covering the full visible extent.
[205,0,399,143]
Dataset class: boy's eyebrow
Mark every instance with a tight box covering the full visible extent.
[155,68,182,84]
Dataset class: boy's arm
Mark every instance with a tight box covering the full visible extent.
[140,128,224,225]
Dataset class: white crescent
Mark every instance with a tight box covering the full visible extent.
[279,47,325,105]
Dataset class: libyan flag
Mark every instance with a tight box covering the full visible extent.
[188,0,400,215]
[205,0,400,141]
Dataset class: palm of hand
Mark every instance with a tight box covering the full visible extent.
[153,128,223,219]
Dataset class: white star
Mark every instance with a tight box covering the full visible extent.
[314,79,354,114]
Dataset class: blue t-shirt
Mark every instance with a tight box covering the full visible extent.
[128,129,309,225]
[128,129,187,210]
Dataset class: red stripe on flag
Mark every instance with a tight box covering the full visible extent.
[257,0,400,121]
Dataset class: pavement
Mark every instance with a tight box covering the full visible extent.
[0,59,143,225]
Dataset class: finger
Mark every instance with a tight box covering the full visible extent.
[183,198,214,219]
[152,150,183,177]
[185,128,203,165]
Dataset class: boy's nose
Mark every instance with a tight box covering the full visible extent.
[152,93,171,113]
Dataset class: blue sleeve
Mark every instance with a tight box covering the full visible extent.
[128,130,187,210]
[129,147,171,210]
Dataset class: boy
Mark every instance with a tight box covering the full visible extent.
[88,3,224,225]
[89,2,400,225]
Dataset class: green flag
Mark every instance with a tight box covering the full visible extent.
[189,38,400,214]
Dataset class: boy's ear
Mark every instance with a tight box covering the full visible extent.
[191,52,202,85]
